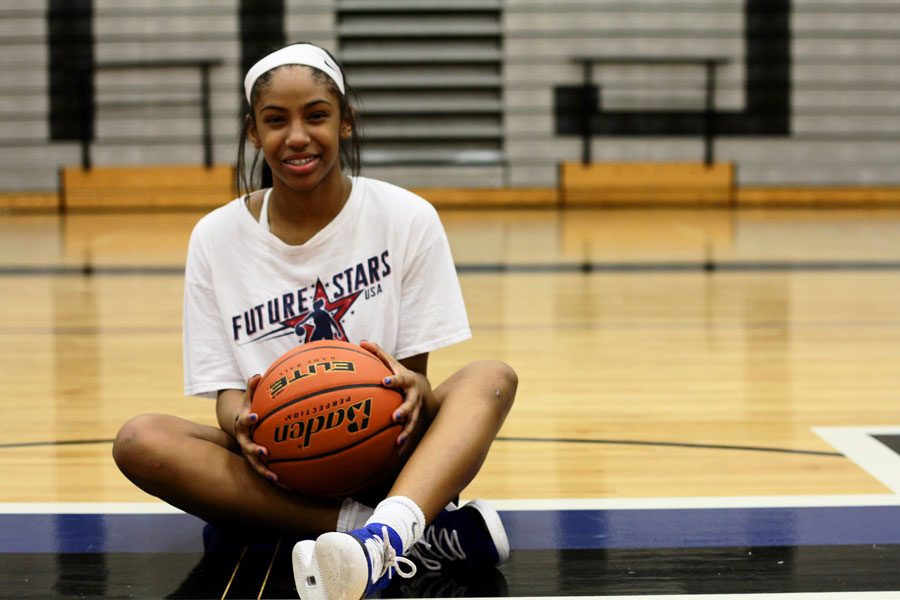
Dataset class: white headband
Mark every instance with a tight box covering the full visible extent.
[244,43,345,103]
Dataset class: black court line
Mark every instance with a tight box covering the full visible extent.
[0,436,842,457]
[0,326,181,335]
[459,261,900,273]
[0,265,184,276]
[4,260,900,277]
[3,320,900,338]
[0,438,115,449]
[496,435,843,457]
[472,319,900,331]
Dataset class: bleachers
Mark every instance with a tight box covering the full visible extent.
[1,1,899,209]
[337,0,506,187]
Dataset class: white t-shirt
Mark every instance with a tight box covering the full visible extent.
[183,176,471,398]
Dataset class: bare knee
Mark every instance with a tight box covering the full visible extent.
[467,360,518,415]
[488,360,518,410]
[112,414,172,482]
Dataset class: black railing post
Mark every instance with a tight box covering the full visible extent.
[95,59,222,167]
[200,61,214,168]
[49,0,95,170]
[80,72,92,170]
[581,60,594,165]
[704,60,717,166]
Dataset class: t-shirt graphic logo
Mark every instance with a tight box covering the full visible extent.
[240,279,361,346]
[286,279,361,343]
[295,298,342,341]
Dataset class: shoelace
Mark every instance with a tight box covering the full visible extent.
[407,524,466,571]
[364,525,417,584]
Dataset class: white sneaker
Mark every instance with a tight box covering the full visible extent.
[292,524,416,600]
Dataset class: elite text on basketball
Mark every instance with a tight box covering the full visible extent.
[268,360,355,399]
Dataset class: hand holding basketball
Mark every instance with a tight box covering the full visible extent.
[360,340,433,452]
[233,374,287,488]
[250,340,405,497]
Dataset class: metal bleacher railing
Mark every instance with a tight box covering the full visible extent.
[570,56,730,166]
[79,58,223,170]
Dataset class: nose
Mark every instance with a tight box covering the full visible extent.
[286,118,311,147]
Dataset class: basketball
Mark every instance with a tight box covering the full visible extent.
[250,340,403,497]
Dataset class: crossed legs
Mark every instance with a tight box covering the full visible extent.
[112,360,516,533]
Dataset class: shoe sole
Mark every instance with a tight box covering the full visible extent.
[292,534,369,600]
[464,499,511,564]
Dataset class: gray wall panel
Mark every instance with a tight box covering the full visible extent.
[0,0,897,192]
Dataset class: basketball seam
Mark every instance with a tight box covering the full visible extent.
[260,343,386,381]
[254,383,403,429]
[265,420,402,464]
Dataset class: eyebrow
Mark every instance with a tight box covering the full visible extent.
[259,99,334,113]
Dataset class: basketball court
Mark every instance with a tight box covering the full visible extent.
[2,0,900,595]
[2,206,900,598]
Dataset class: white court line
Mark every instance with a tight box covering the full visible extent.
[815,426,900,494]
[4,494,900,514]
[0,502,186,514]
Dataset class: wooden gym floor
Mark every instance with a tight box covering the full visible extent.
[2,204,900,598]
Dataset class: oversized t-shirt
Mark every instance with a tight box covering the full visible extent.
[183,176,470,398]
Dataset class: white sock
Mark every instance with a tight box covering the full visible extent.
[336,498,374,533]
[365,496,426,553]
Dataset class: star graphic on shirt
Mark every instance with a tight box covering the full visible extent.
[238,279,363,346]
[283,279,362,343]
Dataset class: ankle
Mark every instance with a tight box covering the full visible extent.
[365,496,426,553]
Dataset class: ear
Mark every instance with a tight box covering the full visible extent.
[340,120,353,141]
[245,114,262,149]
[340,108,354,140]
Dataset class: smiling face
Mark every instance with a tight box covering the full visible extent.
[246,66,352,197]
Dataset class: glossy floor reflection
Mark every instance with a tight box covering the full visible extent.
[5,500,900,599]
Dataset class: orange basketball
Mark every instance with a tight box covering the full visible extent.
[251,340,403,497]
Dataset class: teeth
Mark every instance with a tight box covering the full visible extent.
[286,157,315,166]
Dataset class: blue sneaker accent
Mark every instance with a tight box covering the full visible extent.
[408,499,510,571]
[292,523,416,600]
[349,523,414,596]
